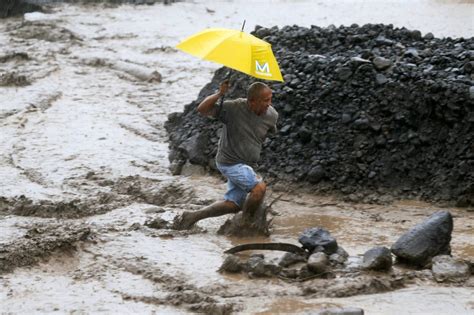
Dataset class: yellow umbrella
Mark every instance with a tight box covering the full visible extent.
[176,27,284,82]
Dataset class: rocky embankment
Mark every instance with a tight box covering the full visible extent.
[0,0,41,18]
[0,0,178,18]
[166,24,474,206]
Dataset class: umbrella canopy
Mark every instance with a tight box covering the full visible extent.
[176,28,283,82]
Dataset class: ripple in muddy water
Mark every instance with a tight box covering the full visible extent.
[256,299,341,315]
[456,244,474,260]
[273,213,348,238]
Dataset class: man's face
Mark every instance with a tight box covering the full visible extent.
[251,88,272,116]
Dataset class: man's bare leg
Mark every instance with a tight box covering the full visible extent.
[241,181,266,222]
[173,200,240,230]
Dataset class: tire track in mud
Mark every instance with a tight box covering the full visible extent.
[0,174,202,276]
[0,175,198,219]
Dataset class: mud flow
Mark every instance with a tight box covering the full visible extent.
[0,1,473,314]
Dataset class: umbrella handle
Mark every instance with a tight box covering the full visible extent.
[216,69,233,118]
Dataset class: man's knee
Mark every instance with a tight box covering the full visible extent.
[251,181,266,199]
[222,200,241,211]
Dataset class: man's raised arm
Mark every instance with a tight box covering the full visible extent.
[197,80,229,116]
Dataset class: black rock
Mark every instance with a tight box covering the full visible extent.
[298,227,338,254]
[298,126,312,143]
[307,165,325,183]
[424,32,434,40]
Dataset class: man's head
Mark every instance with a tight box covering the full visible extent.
[247,82,272,116]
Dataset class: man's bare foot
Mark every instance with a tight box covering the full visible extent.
[172,211,196,230]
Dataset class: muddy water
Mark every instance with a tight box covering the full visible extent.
[1,1,473,314]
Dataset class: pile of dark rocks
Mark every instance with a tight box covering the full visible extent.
[0,0,178,18]
[166,23,473,205]
[0,0,41,18]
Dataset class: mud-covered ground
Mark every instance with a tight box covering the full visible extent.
[0,1,473,314]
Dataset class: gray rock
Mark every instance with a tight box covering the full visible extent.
[246,254,281,277]
[299,227,338,254]
[424,32,434,40]
[341,113,352,124]
[168,161,184,175]
[353,117,369,129]
[432,255,470,282]
[404,48,420,58]
[350,57,371,65]
[307,252,329,273]
[280,124,292,135]
[144,217,169,229]
[279,252,307,267]
[469,86,474,99]
[219,255,243,273]
[375,36,394,46]
[410,30,422,40]
[391,211,453,266]
[375,73,388,85]
[362,246,393,271]
[372,57,392,70]
[246,255,265,276]
[180,161,207,176]
[329,246,349,265]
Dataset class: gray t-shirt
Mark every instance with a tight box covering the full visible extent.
[214,98,278,167]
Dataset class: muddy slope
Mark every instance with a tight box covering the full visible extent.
[166,24,474,206]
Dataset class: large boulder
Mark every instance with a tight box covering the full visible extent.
[391,210,453,266]
[298,227,338,254]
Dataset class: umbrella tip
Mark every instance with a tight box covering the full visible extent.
[241,20,246,32]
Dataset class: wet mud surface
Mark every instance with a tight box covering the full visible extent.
[0,1,473,314]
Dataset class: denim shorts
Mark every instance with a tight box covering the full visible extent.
[216,162,261,208]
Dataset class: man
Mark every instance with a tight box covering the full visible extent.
[173,80,278,230]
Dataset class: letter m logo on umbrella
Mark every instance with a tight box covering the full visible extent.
[255,60,271,76]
